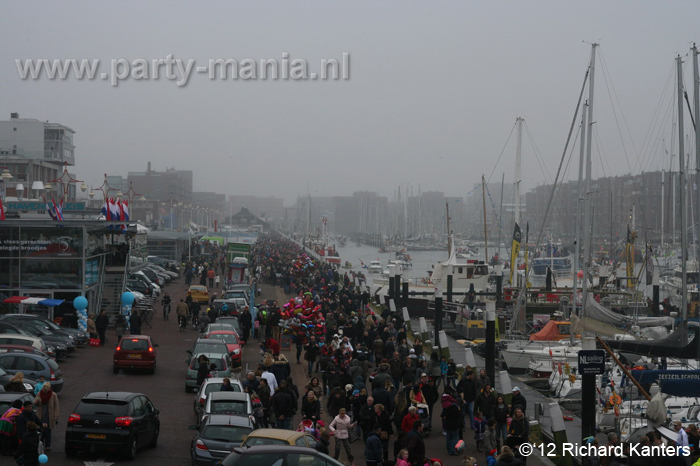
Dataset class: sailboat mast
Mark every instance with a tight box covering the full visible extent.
[446,201,452,256]
[482,175,489,263]
[581,43,597,317]
[515,117,523,227]
[573,101,589,317]
[677,55,688,322]
[693,44,700,273]
[499,173,505,259]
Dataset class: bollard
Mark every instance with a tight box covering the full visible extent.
[402,307,411,332]
[547,402,573,466]
[438,330,450,359]
[499,370,512,403]
[418,317,430,344]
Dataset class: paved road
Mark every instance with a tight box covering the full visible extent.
[41,278,547,466]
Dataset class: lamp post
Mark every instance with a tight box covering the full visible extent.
[1,167,13,201]
[48,161,84,201]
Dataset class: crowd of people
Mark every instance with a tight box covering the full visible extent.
[235,234,536,466]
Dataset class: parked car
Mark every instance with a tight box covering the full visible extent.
[206,331,241,367]
[194,377,243,418]
[185,353,233,393]
[0,352,63,392]
[210,299,239,318]
[186,339,230,365]
[129,272,160,296]
[219,446,340,466]
[0,365,37,392]
[189,414,254,466]
[188,285,209,303]
[148,264,179,279]
[0,392,35,412]
[0,344,52,360]
[126,279,152,297]
[139,267,168,286]
[2,314,86,346]
[213,317,242,337]
[200,391,252,426]
[65,391,160,459]
[10,321,71,358]
[113,335,158,374]
[0,333,56,359]
[201,323,238,339]
[240,429,320,448]
[222,290,249,302]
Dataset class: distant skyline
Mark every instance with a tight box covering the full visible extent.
[2,1,699,204]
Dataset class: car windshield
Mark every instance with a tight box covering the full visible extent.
[214,334,238,344]
[202,425,252,443]
[204,383,242,395]
[210,400,247,414]
[190,357,226,371]
[120,339,149,351]
[242,437,288,447]
[193,342,227,354]
[75,399,128,415]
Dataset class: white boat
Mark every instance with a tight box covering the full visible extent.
[368,261,383,274]
[500,339,581,373]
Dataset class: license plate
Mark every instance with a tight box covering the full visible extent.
[86,434,106,439]
[128,354,142,359]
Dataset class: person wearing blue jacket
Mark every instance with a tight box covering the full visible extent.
[365,426,384,466]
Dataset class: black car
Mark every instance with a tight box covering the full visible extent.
[189,414,254,466]
[1,314,87,346]
[65,391,160,460]
[219,445,344,466]
[11,321,71,358]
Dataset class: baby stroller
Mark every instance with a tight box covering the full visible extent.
[297,419,321,440]
[416,402,431,437]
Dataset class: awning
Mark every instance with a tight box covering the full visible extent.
[3,296,28,304]
[38,299,64,307]
[20,297,46,305]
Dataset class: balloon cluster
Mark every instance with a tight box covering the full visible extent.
[73,296,88,333]
[290,255,315,275]
[121,292,135,320]
[278,293,325,341]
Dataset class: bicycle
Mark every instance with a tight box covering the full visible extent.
[162,302,171,320]
[178,315,187,332]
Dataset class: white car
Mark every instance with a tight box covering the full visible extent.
[193,377,244,418]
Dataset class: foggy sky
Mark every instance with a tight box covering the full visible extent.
[1,1,699,204]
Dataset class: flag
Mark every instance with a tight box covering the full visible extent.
[109,198,120,221]
[101,199,109,220]
[52,197,64,221]
[0,197,5,221]
[510,222,521,284]
[120,199,129,233]
[43,196,57,220]
[625,225,635,289]
[189,222,199,235]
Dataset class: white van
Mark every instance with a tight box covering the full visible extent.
[0,333,54,358]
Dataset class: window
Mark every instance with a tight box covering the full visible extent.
[202,425,252,443]
[235,453,284,466]
[294,437,307,447]
[15,357,42,372]
[210,400,246,414]
[75,400,128,416]
[120,339,149,351]
[287,453,332,466]
[131,396,145,417]
[141,396,155,414]
[0,356,17,369]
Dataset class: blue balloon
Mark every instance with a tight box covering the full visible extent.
[73,296,88,310]
[121,292,135,305]
[39,454,48,463]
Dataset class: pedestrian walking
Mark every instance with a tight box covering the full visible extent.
[33,383,58,451]
[330,408,356,464]
[129,310,142,335]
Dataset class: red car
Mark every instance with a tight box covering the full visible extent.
[113,335,158,374]
[207,330,241,367]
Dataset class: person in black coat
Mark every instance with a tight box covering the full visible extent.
[270,381,295,429]
[316,430,331,455]
[374,403,394,461]
[301,391,321,421]
[129,310,142,335]
[15,421,40,466]
[510,387,527,416]
[96,310,110,346]
[327,387,346,419]
[239,307,253,342]
[196,356,210,386]
[15,402,45,440]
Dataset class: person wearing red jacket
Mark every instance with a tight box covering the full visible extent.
[401,406,420,432]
